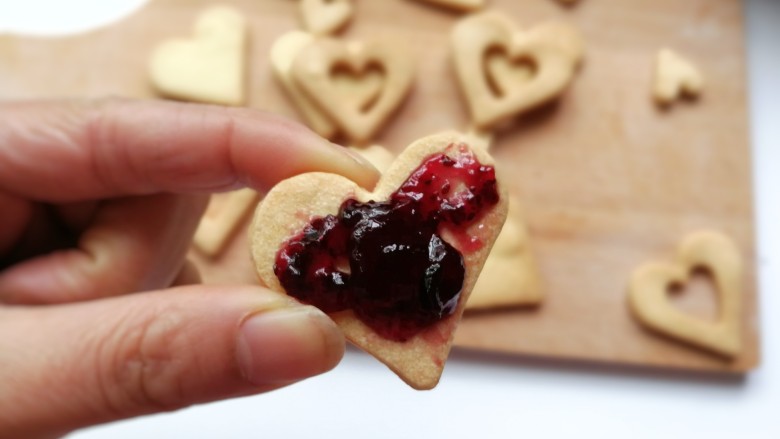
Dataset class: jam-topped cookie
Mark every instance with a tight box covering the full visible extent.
[250,132,508,389]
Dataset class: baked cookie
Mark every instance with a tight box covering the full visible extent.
[628,231,742,358]
[653,48,704,106]
[148,5,247,105]
[467,197,542,310]
[451,12,584,130]
[250,132,508,389]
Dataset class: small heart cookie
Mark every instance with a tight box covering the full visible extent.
[628,231,742,358]
[653,48,704,106]
[410,0,486,13]
[451,12,584,130]
[148,6,247,106]
[300,0,353,36]
[291,38,415,145]
[467,197,542,310]
[250,132,508,389]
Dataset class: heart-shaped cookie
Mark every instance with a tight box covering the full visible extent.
[467,197,542,310]
[653,48,704,106]
[148,6,247,106]
[291,38,415,145]
[271,32,387,141]
[299,0,353,36]
[628,231,742,358]
[250,132,508,389]
[451,12,584,130]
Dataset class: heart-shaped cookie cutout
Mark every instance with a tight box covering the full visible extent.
[148,6,247,106]
[467,197,542,310]
[250,132,508,389]
[628,231,742,358]
[291,38,415,145]
[451,12,584,130]
[653,48,704,106]
[300,0,353,36]
[330,65,385,115]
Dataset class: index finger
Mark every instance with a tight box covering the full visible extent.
[0,99,380,202]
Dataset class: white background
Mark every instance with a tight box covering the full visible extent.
[1,1,778,438]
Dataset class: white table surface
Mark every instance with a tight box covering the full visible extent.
[1,1,778,438]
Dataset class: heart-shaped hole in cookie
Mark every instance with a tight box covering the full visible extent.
[329,62,385,113]
[667,267,720,323]
[451,12,584,130]
[483,46,537,99]
[291,38,414,145]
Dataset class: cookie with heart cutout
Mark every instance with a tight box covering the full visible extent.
[451,11,584,130]
[249,132,508,389]
[628,231,742,358]
[270,31,338,139]
[291,37,415,145]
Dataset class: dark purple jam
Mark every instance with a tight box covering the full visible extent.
[274,145,499,342]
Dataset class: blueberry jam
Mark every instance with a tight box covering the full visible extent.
[274,145,499,342]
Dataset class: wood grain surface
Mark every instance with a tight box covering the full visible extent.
[0,0,759,372]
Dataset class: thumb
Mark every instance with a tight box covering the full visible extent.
[0,286,344,438]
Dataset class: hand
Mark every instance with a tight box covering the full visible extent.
[0,99,379,439]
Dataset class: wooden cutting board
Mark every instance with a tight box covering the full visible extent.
[0,0,758,373]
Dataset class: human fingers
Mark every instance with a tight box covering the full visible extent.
[0,99,379,202]
[171,259,202,286]
[0,191,32,255]
[0,285,344,438]
[0,193,207,304]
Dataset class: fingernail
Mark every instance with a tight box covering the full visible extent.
[323,140,377,171]
[236,305,345,385]
[327,143,381,190]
